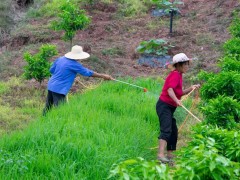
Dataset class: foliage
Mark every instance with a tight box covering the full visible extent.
[117,0,149,17]
[0,0,14,34]
[196,70,216,82]
[192,125,240,162]
[0,78,163,179]
[23,44,58,84]
[151,0,184,13]
[101,47,125,57]
[175,137,240,180]
[108,157,171,180]
[136,39,174,56]
[200,96,240,129]
[229,12,240,38]
[51,2,91,47]
[200,71,240,101]
[218,56,240,72]
[223,38,240,57]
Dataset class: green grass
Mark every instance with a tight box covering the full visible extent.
[0,78,195,179]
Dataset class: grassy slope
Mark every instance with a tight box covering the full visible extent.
[0,78,193,179]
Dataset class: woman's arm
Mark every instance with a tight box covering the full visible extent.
[168,88,182,106]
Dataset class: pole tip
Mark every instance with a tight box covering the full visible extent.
[143,88,148,92]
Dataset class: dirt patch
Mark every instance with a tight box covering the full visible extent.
[1,0,240,82]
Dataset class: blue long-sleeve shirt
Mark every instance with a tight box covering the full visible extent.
[47,56,94,95]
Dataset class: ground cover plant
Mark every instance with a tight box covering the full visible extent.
[0,78,159,179]
[0,77,195,179]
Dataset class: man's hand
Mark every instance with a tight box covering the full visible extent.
[101,74,114,80]
[92,72,113,80]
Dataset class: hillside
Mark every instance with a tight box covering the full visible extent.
[1,0,239,79]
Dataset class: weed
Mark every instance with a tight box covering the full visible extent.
[0,78,197,179]
[101,47,125,57]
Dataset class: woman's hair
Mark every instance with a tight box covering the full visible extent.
[173,61,190,69]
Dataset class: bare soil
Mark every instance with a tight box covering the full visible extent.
[1,0,240,84]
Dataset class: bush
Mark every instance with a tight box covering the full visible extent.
[224,38,240,57]
[218,56,240,72]
[200,96,240,129]
[229,13,240,38]
[196,70,216,82]
[192,125,240,162]
[23,44,58,85]
[200,71,240,101]
[51,2,91,48]
[108,157,171,180]
[175,136,240,180]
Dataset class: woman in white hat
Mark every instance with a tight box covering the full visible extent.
[43,45,113,115]
[156,53,200,163]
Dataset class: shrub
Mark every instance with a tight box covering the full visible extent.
[218,56,240,72]
[224,38,240,57]
[23,44,58,85]
[175,137,240,180]
[192,125,240,162]
[200,71,240,101]
[136,39,174,56]
[108,157,171,180]
[196,70,216,82]
[229,12,240,38]
[200,96,240,129]
[51,2,91,48]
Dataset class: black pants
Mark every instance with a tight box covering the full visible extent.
[156,99,178,151]
[43,90,66,116]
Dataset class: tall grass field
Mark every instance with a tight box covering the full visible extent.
[0,78,189,179]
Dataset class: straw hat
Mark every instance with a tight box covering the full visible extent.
[165,53,191,69]
[65,45,90,60]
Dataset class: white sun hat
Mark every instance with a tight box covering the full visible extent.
[172,53,190,64]
[65,45,90,60]
[165,53,191,69]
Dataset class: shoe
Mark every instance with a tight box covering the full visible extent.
[157,156,170,163]
[167,156,174,162]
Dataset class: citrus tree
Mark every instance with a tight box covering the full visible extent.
[51,2,91,49]
[23,44,58,85]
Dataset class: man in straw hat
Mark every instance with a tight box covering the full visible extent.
[43,45,113,115]
[156,53,200,163]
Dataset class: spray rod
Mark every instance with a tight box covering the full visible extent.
[113,79,148,92]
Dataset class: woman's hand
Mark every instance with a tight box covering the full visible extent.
[176,99,182,106]
[191,84,201,90]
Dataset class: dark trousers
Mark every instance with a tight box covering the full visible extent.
[43,90,66,116]
[156,99,178,151]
